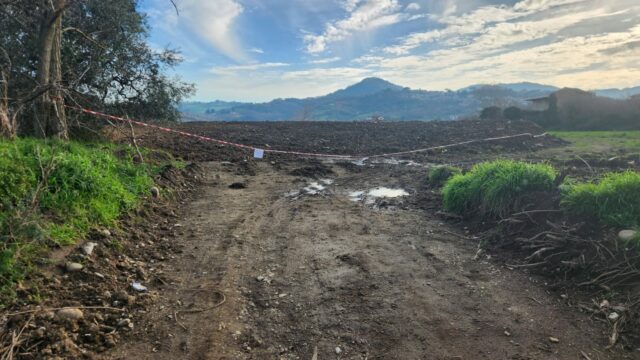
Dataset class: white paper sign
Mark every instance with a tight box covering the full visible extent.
[253,148,264,159]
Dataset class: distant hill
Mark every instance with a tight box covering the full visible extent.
[180,78,640,121]
[327,77,405,98]
[593,86,640,99]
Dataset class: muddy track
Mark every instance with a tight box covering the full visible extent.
[109,160,624,360]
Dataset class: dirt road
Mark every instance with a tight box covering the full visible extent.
[111,160,620,360]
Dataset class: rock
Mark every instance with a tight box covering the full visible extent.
[608,312,620,321]
[549,337,560,343]
[229,182,247,189]
[56,308,84,321]
[82,242,97,255]
[117,318,134,329]
[100,229,111,237]
[150,186,160,198]
[335,346,342,354]
[65,262,83,272]
[599,299,610,309]
[114,290,136,305]
[618,230,637,242]
[104,333,117,347]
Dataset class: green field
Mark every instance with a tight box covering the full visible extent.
[549,131,640,155]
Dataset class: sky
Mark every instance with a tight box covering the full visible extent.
[139,0,640,102]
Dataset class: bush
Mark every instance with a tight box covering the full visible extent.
[428,165,462,186]
[442,160,557,217]
[0,138,156,304]
[561,171,640,228]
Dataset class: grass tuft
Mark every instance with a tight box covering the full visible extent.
[428,165,462,186]
[442,160,557,217]
[561,171,640,228]
[0,138,159,304]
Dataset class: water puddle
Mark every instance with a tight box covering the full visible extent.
[351,157,424,167]
[303,182,326,195]
[368,187,409,198]
[288,179,335,198]
[349,187,409,204]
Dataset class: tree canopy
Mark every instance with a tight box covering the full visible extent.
[0,0,194,138]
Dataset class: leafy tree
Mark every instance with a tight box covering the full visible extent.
[0,0,194,138]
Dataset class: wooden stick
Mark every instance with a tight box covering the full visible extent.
[5,305,124,317]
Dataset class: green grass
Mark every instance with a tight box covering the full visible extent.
[442,160,557,217]
[0,138,160,304]
[549,131,640,154]
[561,171,640,228]
[428,166,462,186]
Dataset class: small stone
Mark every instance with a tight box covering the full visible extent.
[600,299,610,309]
[549,337,560,343]
[150,186,160,198]
[100,229,111,237]
[56,308,84,321]
[278,293,288,298]
[117,318,133,328]
[618,230,637,242]
[504,330,511,336]
[65,262,83,272]
[335,346,342,354]
[608,312,620,321]
[82,242,97,255]
[256,276,265,282]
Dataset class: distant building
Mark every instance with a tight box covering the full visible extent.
[526,97,551,111]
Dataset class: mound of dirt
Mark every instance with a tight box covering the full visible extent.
[0,163,203,359]
[289,161,335,178]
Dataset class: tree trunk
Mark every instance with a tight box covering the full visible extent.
[33,0,67,139]
[0,67,13,137]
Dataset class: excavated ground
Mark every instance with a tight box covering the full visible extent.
[3,119,637,359]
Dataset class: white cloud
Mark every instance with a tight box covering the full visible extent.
[250,48,265,54]
[177,0,247,62]
[309,56,342,64]
[384,0,590,55]
[406,3,420,11]
[210,62,289,75]
[304,0,404,53]
[358,22,640,91]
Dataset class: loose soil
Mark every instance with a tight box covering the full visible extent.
[3,119,638,359]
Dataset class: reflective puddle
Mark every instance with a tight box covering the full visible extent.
[349,187,409,203]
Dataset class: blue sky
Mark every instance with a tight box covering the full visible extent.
[139,0,640,102]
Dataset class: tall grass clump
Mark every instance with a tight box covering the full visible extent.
[0,138,155,303]
[561,171,640,228]
[442,160,556,217]
[428,165,462,186]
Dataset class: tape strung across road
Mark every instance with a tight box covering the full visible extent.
[66,105,547,160]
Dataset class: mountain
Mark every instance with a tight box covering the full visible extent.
[178,100,244,115]
[179,79,640,121]
[462,82,558,94]
[593,86,640,99]
[327,77,405,98]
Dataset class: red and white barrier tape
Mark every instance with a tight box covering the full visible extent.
[66,104,546,160]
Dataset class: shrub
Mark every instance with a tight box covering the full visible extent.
[442,160,557,217]
[428,165,462,186]
[561,171,640,228]
[0,138,156,304]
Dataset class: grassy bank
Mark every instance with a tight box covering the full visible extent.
[548,131,640,155]
[0,138,163,304]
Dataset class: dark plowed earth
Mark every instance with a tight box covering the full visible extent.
[99,120,631,359]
